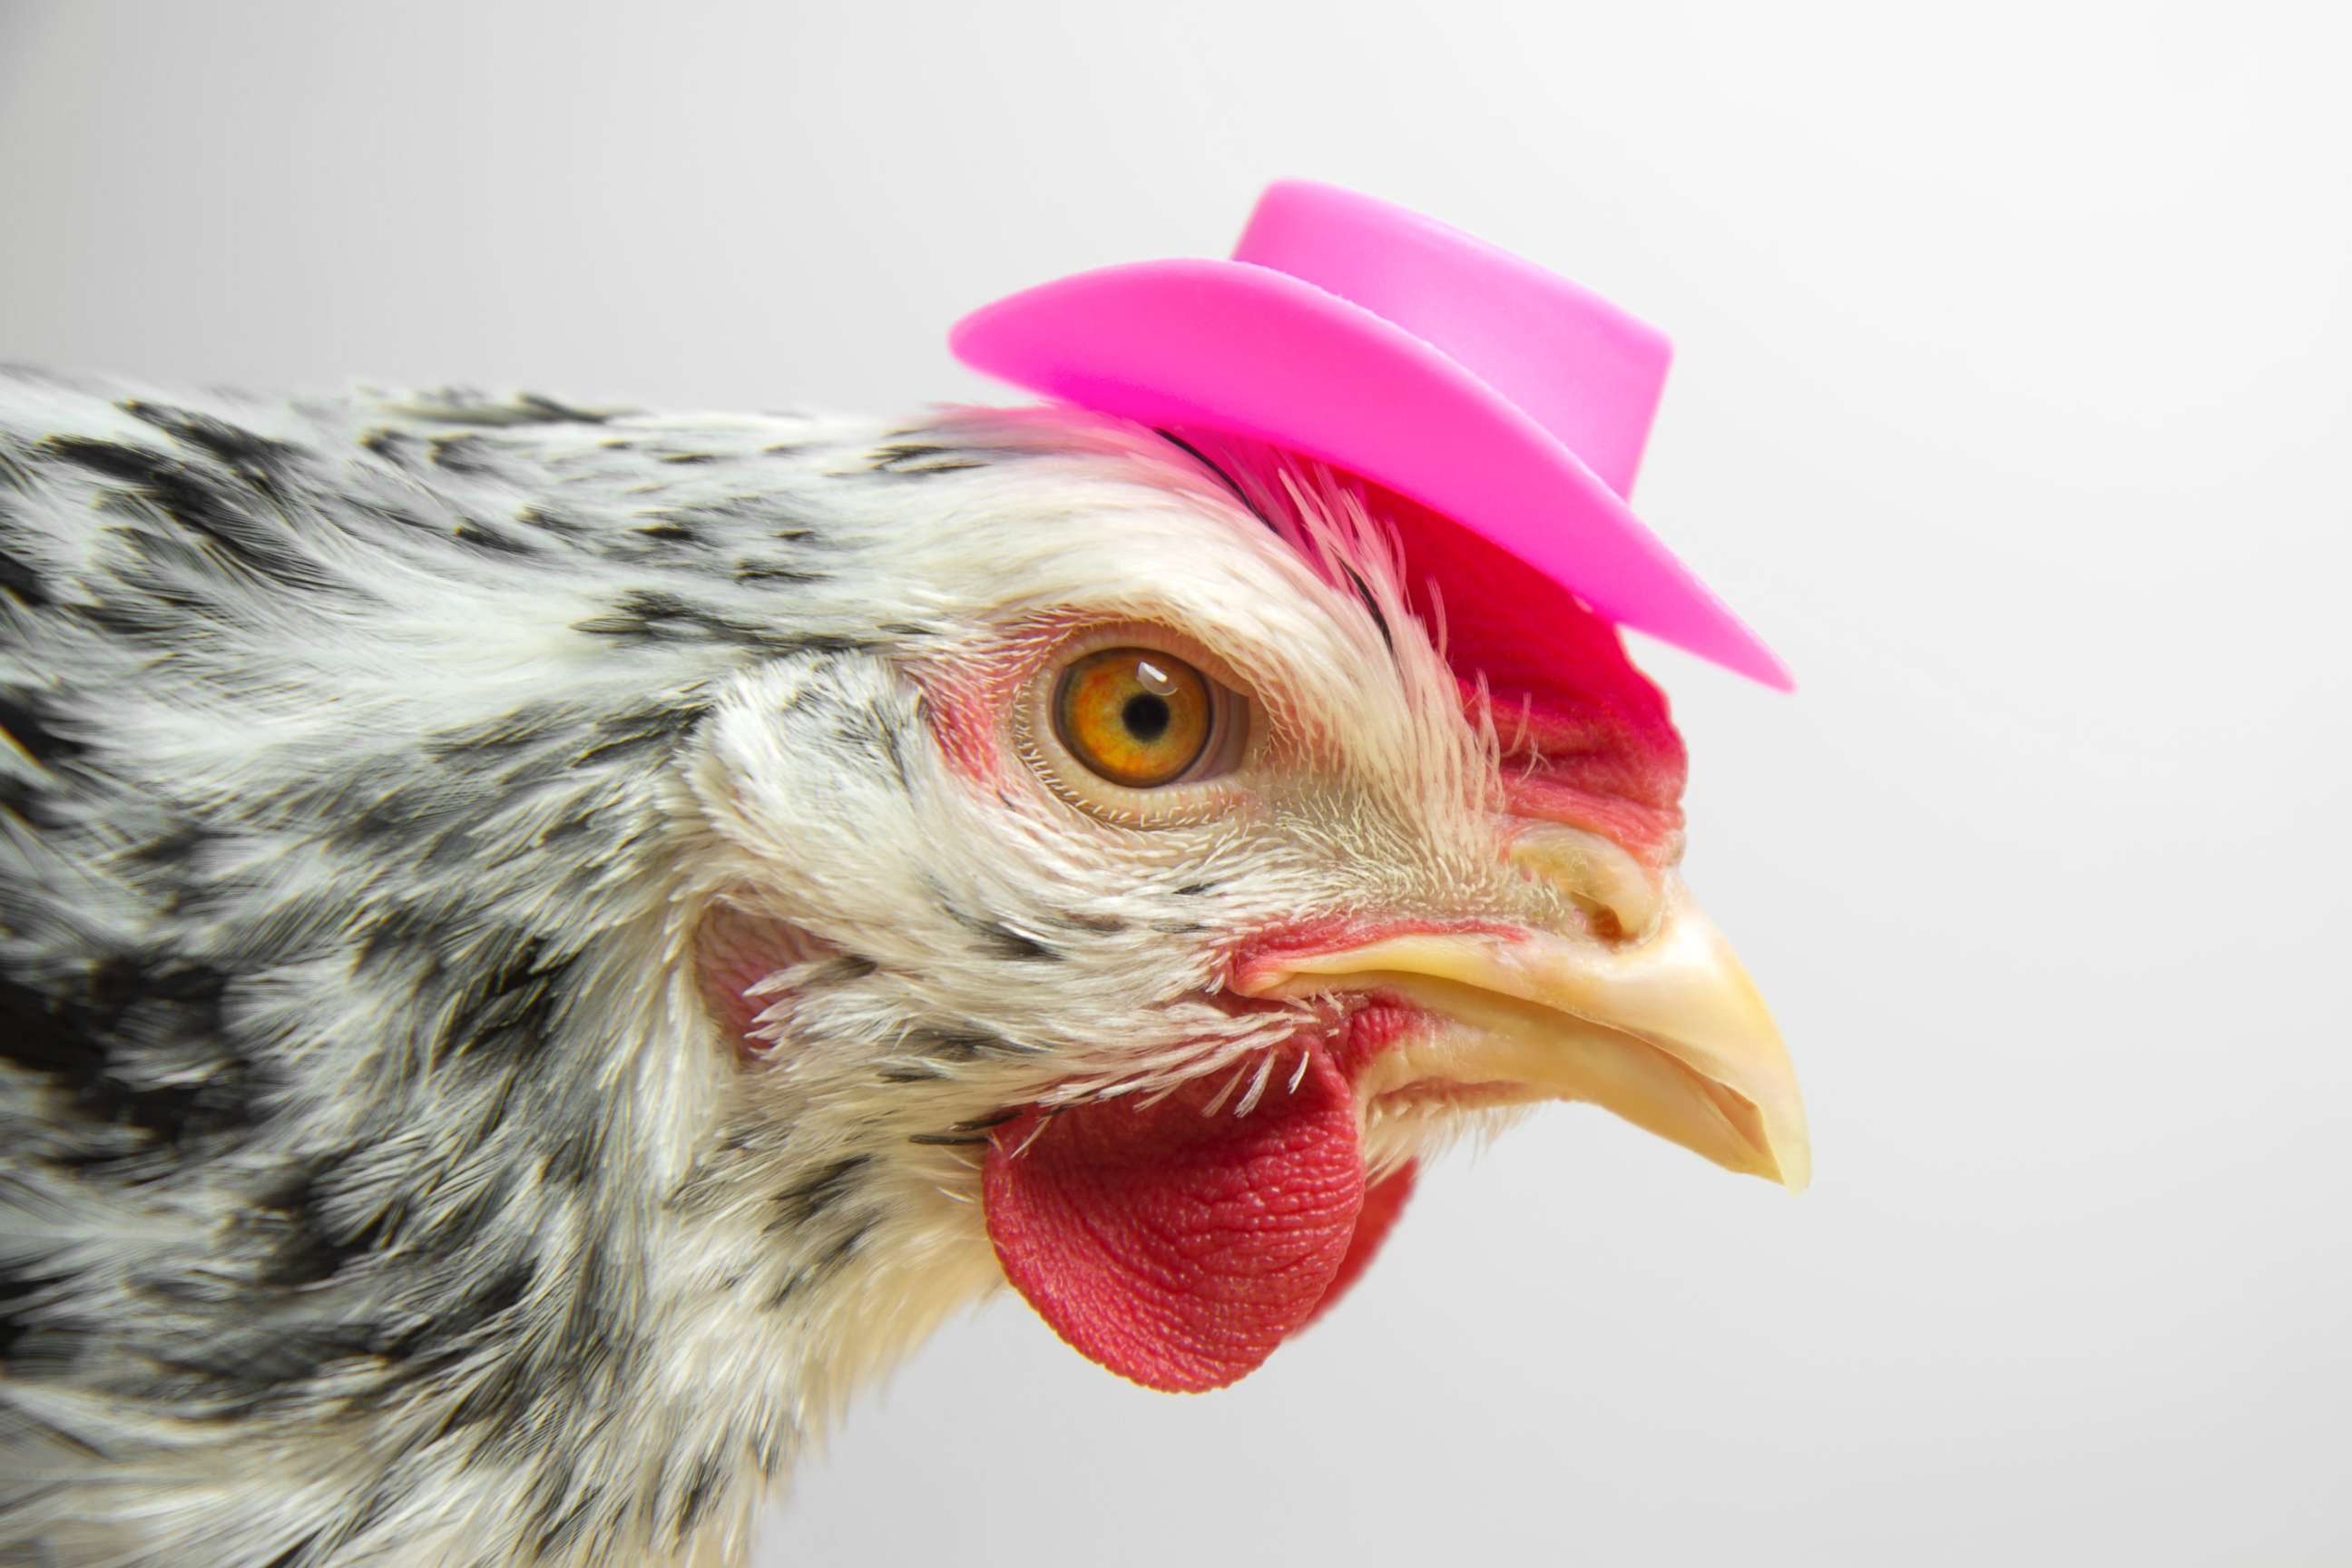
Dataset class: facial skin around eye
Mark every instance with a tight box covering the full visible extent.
[1054,647,1212,788]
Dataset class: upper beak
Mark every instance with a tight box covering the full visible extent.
[1233,879,1809,1191]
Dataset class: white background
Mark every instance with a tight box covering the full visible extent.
[5,3,2347,1563]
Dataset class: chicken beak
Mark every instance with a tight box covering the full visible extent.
[1235,885,1809,1191]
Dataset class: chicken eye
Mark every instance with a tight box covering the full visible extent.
[1054,647,1216,788]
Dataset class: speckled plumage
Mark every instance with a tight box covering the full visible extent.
[0,371,1586,1565]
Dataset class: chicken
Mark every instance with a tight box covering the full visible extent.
[0,215,1804,1565]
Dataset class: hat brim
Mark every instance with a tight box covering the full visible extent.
[950,259,1791,691]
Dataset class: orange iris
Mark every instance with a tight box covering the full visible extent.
[1054,648,1213,788]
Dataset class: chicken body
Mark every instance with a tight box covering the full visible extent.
[0,374,1800,1565]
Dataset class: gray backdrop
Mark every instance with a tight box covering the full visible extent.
[4,2,2346,1563]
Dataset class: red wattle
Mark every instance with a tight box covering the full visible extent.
[983,1046,1367,1393]
[1301,1160,1417,1331]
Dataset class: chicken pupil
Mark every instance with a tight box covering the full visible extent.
[1122,692,1172,743]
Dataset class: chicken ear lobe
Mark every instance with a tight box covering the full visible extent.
[982,1045,1366,1393]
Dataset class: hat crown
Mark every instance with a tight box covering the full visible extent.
[946,181,1791,690]
[1230,181,1671,500]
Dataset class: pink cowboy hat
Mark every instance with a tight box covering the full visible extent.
[949,179,1789,691]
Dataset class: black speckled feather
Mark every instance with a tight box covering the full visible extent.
[0,373,1016,1566]
[0,368,1506,1567]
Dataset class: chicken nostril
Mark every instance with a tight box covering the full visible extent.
[1570,895,1628,946]
[1505,823,1663,944]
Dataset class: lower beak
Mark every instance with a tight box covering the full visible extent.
[1234,886,1809,1191]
